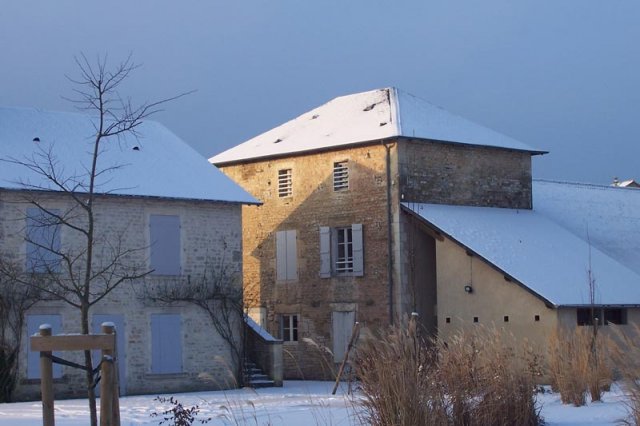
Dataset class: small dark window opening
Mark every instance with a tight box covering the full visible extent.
[503,316,509,323]
[445,317,451,324]
[604,308,627,325]
[534,315,540,322]
[473,317,479,323]
[577,308,601,326]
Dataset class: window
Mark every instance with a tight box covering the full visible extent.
[278,169,292,198]
[577,308,597,326]
[333,161,349,191]
[26,208,61,273]
[319,224,363,277]
[335,227,353,273]
[604,308,626,325]
[27,315,63,379]
[149,215,181,275]
[276,230,297,281]
[280,314,299,342]
[151,314,182,374]
[577,307,627,326]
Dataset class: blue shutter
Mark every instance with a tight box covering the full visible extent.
[277,230,298,280]
[27,315,62,379]
[286,230,297,280]
[319,227,331,278]
[276,231,287,280]
[352,224,364,277]
[149,215,181,275]
[26,208,61,273]
[151,314,182,374]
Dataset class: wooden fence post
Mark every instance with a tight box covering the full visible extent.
[38,325,55,426]
[100,323,114,426]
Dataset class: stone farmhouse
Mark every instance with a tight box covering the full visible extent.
[0,107,256,400]
[211,87,640,379]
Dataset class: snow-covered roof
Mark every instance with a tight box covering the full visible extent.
[210,88,544,165]
[534,180,640,276]
[403,202,640,307]
[0,107,257,203]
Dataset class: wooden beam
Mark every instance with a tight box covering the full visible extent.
[31,334,115,352]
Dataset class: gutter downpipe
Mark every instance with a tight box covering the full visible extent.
[383,140,396,325]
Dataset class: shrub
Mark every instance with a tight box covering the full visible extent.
[547,327,611,406]
[150,396,211,426]
[354,317,541,426]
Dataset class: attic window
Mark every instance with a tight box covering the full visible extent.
[33,137,40,142]
[132,146,140,151]
[278,169,292,198]
[311,114,319,120]
[379,122,387,127]
[274,138,283,144]
[333,161,349,192]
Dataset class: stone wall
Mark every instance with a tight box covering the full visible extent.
[398,139,533,209]
[0,190,243,400]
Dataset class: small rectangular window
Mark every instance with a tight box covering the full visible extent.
[280,314,299,342]
[604,308,627,325]
[503,316,509,322]
[473,317,479,323]
[577,308,601,326]
[335,227,354,273]
[534,315,540,322]
[278,169,292,198]
[333,161,349,191]
[319,224,364,278]
[445,317,451,324]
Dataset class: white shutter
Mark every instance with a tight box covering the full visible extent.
[276,231,287,280]
[286,230,298,280]
[319,226,331,278]
[352,223,364,277]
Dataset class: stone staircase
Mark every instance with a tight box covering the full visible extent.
[244,360,275,388]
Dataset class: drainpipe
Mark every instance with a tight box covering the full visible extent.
[383,141,396,325]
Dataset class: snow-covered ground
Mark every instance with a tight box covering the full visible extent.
[0,381,633,425]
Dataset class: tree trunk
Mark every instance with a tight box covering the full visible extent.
[81,303,97,426]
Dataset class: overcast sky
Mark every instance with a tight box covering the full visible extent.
[1,1,638,185]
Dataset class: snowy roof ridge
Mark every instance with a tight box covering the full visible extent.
[0,106,257,203]
[210,87,543,165]
[534,178,625,190]
[404,202,640,307]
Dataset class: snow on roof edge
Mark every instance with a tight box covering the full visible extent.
[401,204,557,308]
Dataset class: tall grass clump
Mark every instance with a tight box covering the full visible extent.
[609,324,640,425]
[355,317,541,426]
[547,327,611,406]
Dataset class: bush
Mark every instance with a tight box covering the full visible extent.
[547,327,611,406]
[150,396,211,426]
[609,324,640,425]
[354,318,542,426]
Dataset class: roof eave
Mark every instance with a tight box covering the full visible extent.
[0,186,261,206]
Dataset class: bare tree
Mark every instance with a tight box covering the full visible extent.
[0,54,186,426]
[0,260,43,402]
[142,250,245,385]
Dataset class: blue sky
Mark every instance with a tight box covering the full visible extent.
[1,1,638,184]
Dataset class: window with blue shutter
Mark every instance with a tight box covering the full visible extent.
[319,224,363,277]
[26,208,61,273]
[151,314,182,374]
[276,230,297,281]
[149,215,181,275]
[27,315,63,379]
